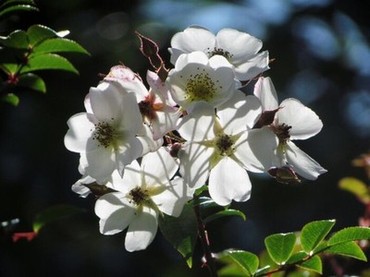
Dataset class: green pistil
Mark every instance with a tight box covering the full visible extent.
[185,72,217,102]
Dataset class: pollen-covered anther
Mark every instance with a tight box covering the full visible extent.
[272,123,292,144]
[93,121,115,148]
[208,47,233,60]
[185,72,216,102]
[129,187,150,206]
[215,134,234,156]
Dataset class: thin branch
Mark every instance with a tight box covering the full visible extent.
[193,199,218,277]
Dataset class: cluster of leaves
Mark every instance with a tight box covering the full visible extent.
[218,220,370,276]
[158,190,370,276]
[0,0,89,105]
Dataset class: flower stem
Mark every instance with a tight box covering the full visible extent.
[193,200,218,277]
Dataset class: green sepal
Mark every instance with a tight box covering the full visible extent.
[158,202,197,268]
[300,219,336,253]
[265,232,296,265]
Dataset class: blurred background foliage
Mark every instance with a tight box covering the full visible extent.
[0,0,369,276]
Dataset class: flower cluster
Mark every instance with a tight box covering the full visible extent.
[64,26,327,251]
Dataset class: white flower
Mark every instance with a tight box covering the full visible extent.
[169,26,270,81]
[253,77,327,180]
[64,81,144,183]
[94,147,191,252]
[177,94,274,206]
[137,70,181,140]
[166,51,240,111]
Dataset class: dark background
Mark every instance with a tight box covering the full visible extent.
[0,0,369,276]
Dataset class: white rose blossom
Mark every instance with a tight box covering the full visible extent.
[94,147,192,252]
[166,51,240,112]
[177,93,276,206]
[253,76,327,181]
[106,66,180,140]
[64,81,144,183]
[169,26,270,81]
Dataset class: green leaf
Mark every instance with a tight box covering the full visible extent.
[27,25,58,47]
[265,232,296,265]
[18,73,46,93]
[20,53,78,74]
[297,255,322,274]
[217,249,259,276]
[286,251,307,264]
[328,227,370,246]
[204,209,246,224]
[0,2,38,19]
[1,93,19,105]
[33,204,83,233]
[300,219,336,254]
[33,38,89,55]
[0,30,28,49]
[159,202,198,268]
[339,177,370,204]
[192,196,218,209]
[326,241,367,261]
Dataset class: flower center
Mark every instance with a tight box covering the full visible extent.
[208,47,233,60]
[272,123,292,145]
[138,100,157,121]
[215,134,235,156]
[185,72,217,102]
[93,120,116,148]
[128,187,150,206]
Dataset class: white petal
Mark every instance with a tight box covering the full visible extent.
[71,174,96,198]
[277,98,323,140]
[217,92,262,134]
[216,28,263,62]
[95,192,135,235]
[233,51,270,81]
[170,26,216,64]
[117,93,142,135]
[234,127,278,172]
[151,107,180,140]
[112,160,141,192]
[253,77,279,111]
[125,206,158,252]
[89,82,125,122]
[208,157,252,206]
[84,146,116,183]
[104,65,148,100]
[151,176,192,217]
[285,142,327,180]
[136,124,163,155]
[179,143,213,189]
[115,136,143,176]
[141,147,178,186]
[64,113,94,153]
